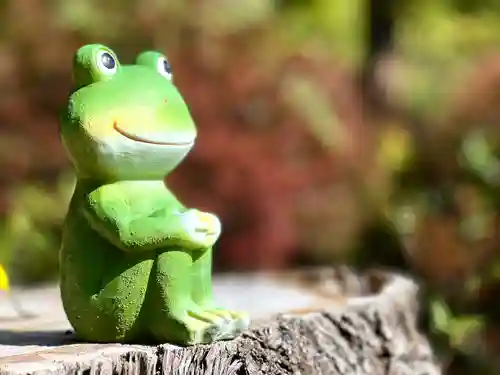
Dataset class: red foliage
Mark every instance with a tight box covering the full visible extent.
[166,40,368,271]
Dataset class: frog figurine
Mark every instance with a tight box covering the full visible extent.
[58,44,249,345]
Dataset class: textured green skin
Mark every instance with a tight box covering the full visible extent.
[59,44,249,345]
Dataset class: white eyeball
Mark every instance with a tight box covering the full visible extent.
[96,50,118,75]
[157,56,173,80]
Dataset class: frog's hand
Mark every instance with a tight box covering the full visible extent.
[0,264,9,291]
[83,184,220,252]
[176,209,222,249]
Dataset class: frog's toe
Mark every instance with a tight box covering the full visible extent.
[184,310,234,344]
[187,309,231,326]
[223,310,250,334]
[232,311,250,333]
[202,308,250,336]
[201,308,233,321]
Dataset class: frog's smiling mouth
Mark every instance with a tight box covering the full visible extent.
[113,121,194,146]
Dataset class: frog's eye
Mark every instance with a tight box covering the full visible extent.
[73,44,121,87]
[157,56,173,81]
[135,50,172,80]
[96,50,118,75]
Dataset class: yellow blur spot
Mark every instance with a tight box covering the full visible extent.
[377,125,413,172]
[0,264,10,291]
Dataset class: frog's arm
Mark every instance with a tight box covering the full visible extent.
[81,183,219,252]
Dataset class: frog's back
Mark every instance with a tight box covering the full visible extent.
[59,190,154,342]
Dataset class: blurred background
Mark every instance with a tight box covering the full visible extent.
[2,0,500,373]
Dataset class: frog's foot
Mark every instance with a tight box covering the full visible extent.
[200,307,250,336]
[181,309,234,345]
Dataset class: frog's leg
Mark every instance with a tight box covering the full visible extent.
[191,248,250,335]
[62,254,155,343]
[190,248,215,307]
[147,247,235,345]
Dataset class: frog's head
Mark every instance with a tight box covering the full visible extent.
[60,44,197,182]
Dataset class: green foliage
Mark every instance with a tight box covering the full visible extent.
[276,0,365,66]
[430,296,484,354]
[1,173,75,284]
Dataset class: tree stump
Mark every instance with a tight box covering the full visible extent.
[0,267,441,375]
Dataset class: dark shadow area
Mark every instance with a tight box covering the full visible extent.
[0,329,226,348]
[0,330,74,346]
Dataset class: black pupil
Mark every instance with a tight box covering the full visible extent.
[101,53,115,69]
[163,59,171,74]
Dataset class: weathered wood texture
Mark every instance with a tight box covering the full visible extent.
[0,267,441,375]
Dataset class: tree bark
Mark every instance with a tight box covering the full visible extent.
[0,267,441,375]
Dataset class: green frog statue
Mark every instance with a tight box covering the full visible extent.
[58,44,249,345]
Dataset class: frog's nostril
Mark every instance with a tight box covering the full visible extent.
[163,98,168,104]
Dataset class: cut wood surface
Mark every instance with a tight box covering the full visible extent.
[0,267,441,375]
